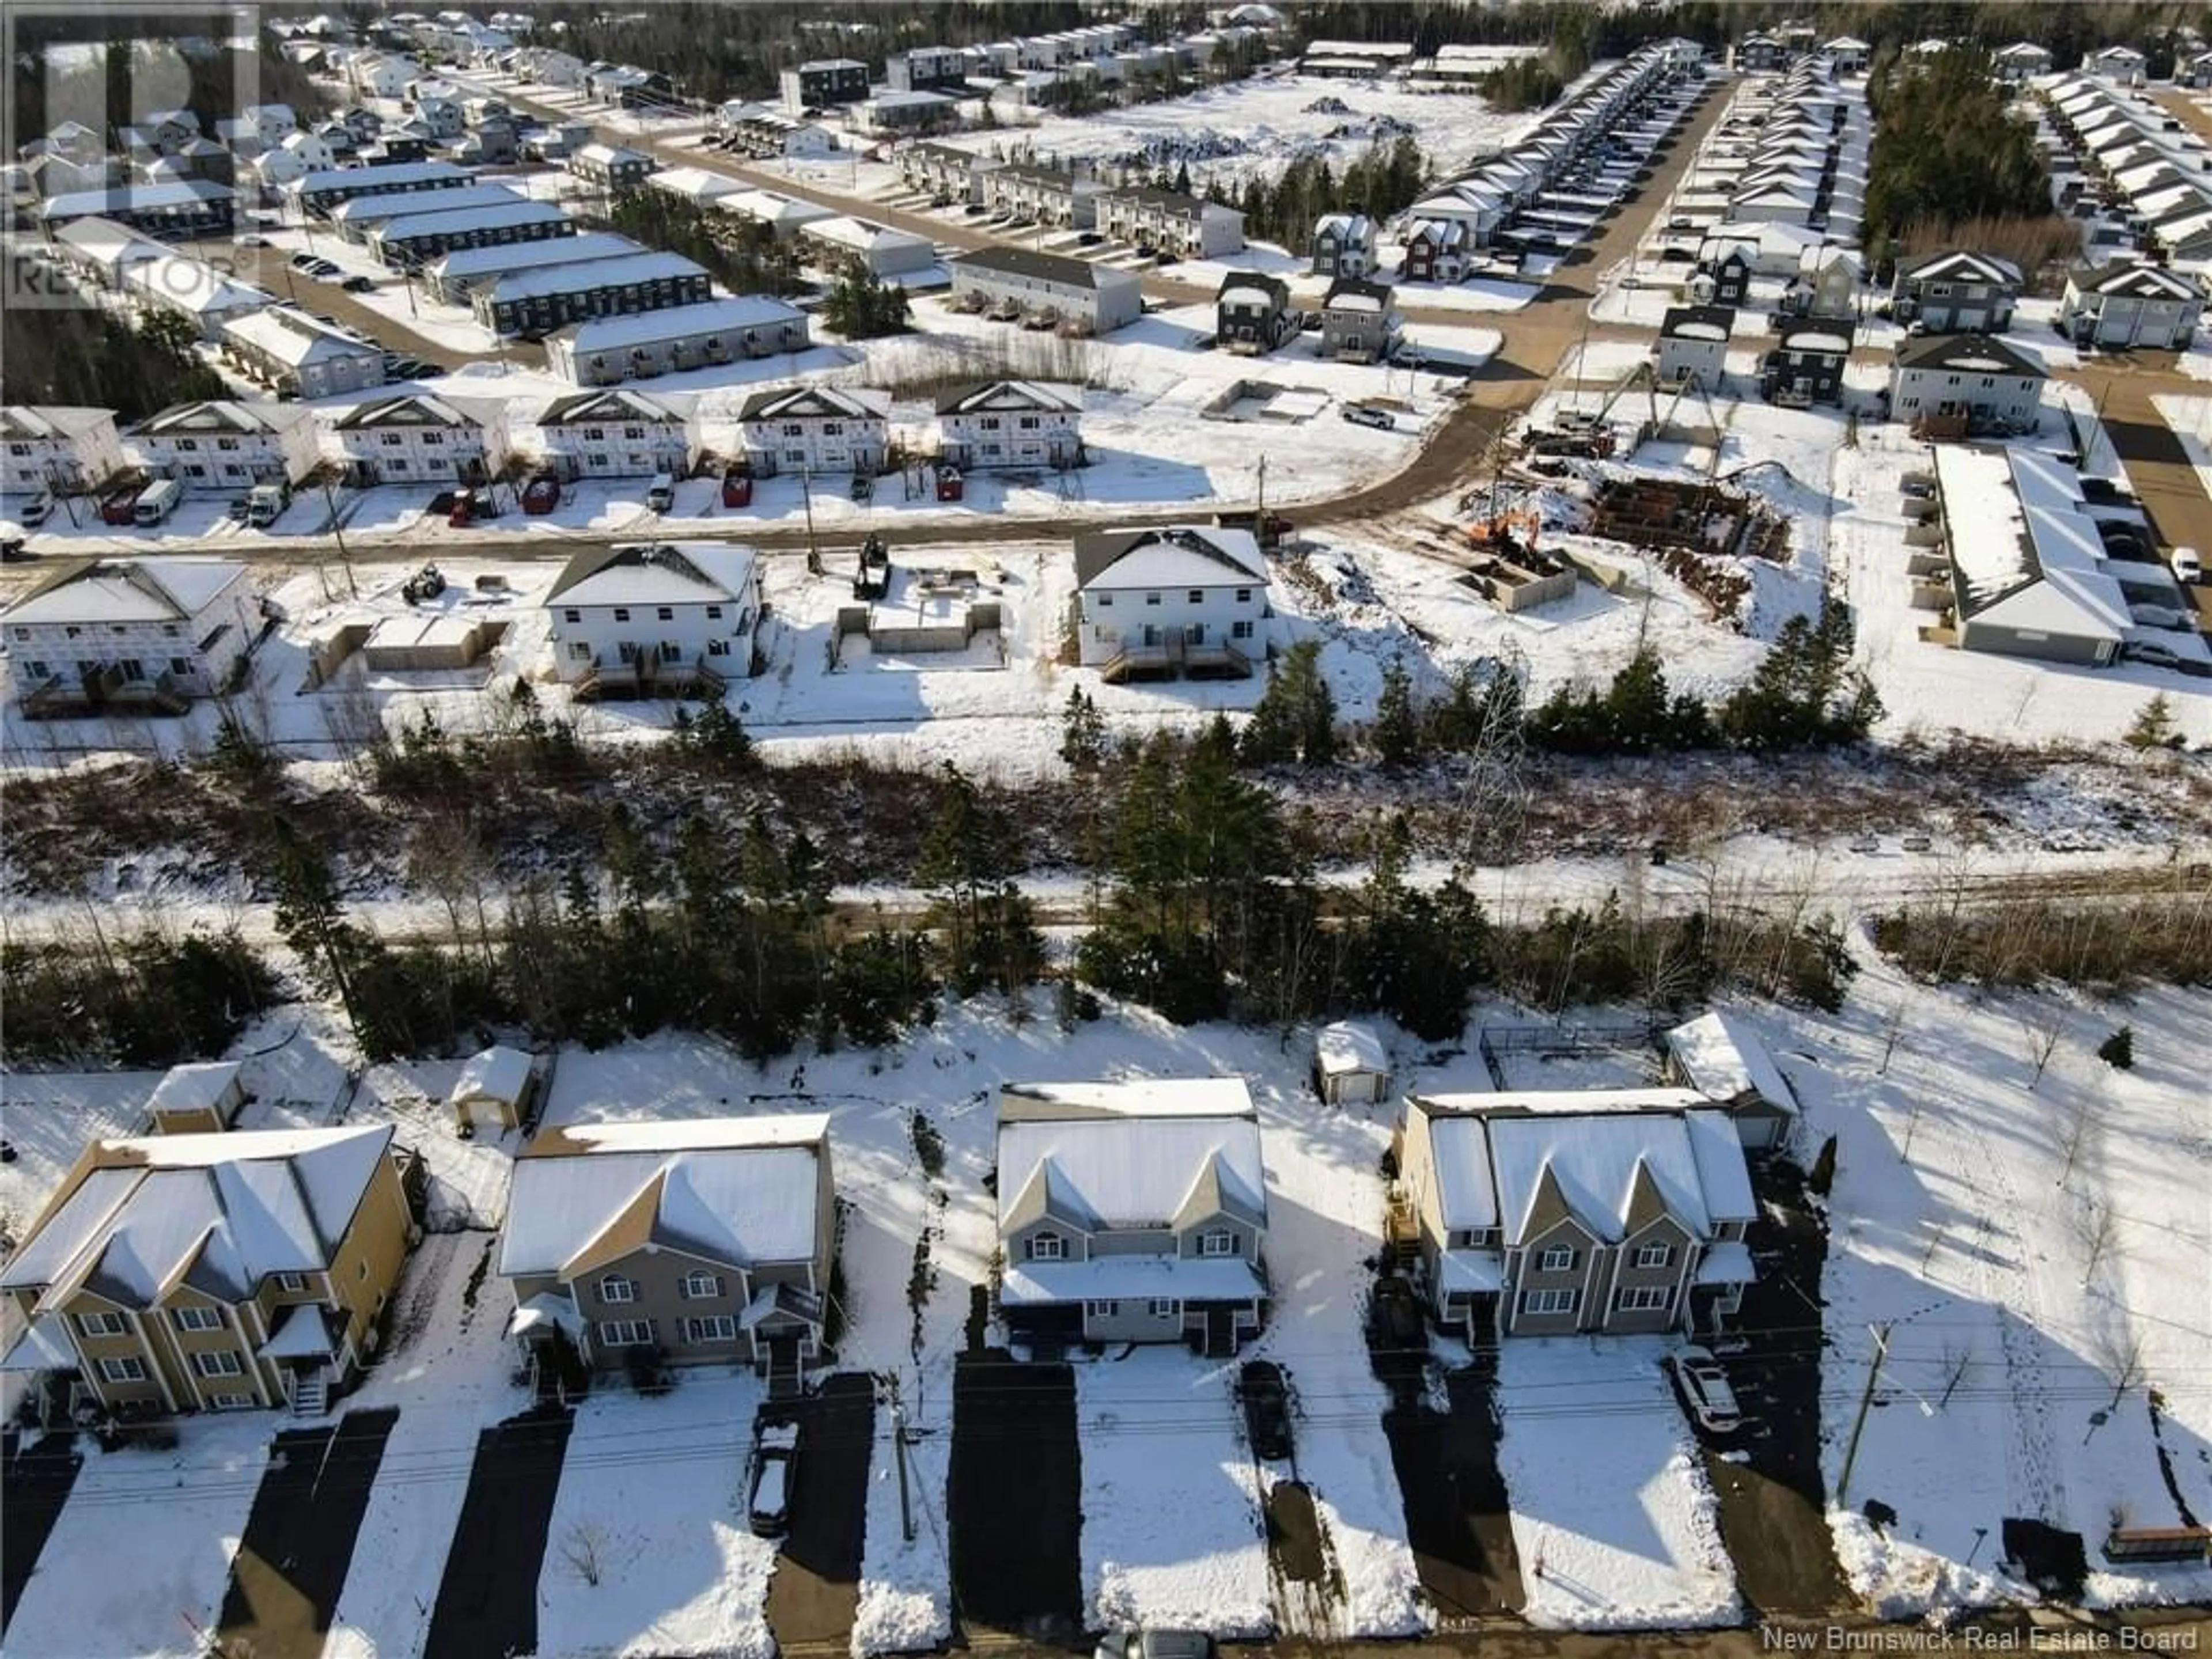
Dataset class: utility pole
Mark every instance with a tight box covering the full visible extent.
[889,1374,915,1543]
[801,466,821,574]
[1835,1321,1892,1508]
[318,471,359,598]
[1255,452,1267,536]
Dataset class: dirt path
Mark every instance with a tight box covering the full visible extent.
[0,1430,82,1634]
[421,1401,575,1659]
[216,1407,400,1659]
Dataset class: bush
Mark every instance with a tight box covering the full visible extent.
[1808,1135,1839,1198]
[2097,1025,2134,1070]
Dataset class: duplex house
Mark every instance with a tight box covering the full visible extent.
[1760,320,1851,405]
[995,1078,1270,1355]
[736,385,891,477]
[1994,41,2052,82]
[326,394,512,486]
[1888,333,2046,434]
[544,296,811,386]
[934,380,1084,470]
[126,401,319,490]
[948,246,1142,335]
[1215,271,1296,355]
[542,540,764,693]
[1395,1093,1758,1342]
[1319,276,1402,364]
[1400,218,1470,285]
[1311,211,1376,279]
[2,406,127,500]
[532,389,700,479]
[2089,44,2147,85]
[2060,259,2205,349]
[499,1116,835,1387]
[218,307,387,400]
[2,558,262,710]
[1095,185,1244,259]
[0,1126,412,1415]
[1656,305,1733,389]
[887,46,972,93]
[1891,250,2021,334]
[780,59,870,113]
[1070,524,1271,676]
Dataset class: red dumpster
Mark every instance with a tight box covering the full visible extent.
[449,488,477,528]
[522,472,561,515]
[721,465,753,508]
[100,487,142,525]
[935,465,964,502]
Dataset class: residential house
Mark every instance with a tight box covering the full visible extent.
[532,389,699,479]
[736,385,891,477]
[2089,45,2147,85]
[1214,271,1296,355]
[1888,333,2046,434]
[898,140,998,204]
[499,1116,835,1384]
[780,59,871,114]
[1,406,128,501]
[347,52,414,100]
[2060,259,2205,349]
[1660,1012,1801,1154]
[293,159,472,218]
[722,189,836,240]
[37,180,236,238]
[1697,245,1753,307]
[887,46,972,93]
[369,201,573,268]
[1319,276,1402,364]
[1994,41,2053,82]
[241,103,298,143]
[933,380,1084,469]
[125,401,319,490]
[138,109,200,150]
[948,247,1143,334]
[1095,186,1244,259]
[117,249,268,346]
[472,251,710,338]
[1734,33,1789,73]
[569,142,657,195]
[544,296,811,386]
[1394,1092,1759,1341]
[1309,211,1376,279]
[425,232,645,305]
[797,217,937,279]
[48,217,168,290]
[856,91,959,135]
[327,182,532,237]
[325,394,512,486]
[412,94,466,142]
[1821,36,1870,73]
[1760,320,1851,405]
[994,1078,1270,1354]
[0,1126,414,1414]
[1,558,262,709]
[2188,48,2212,90]
[1656,305,1733,388]
[541,540,764,692]
[715,107,836,161]
[982,163,1105,229]
[218,308,387,400]
[1400,218,1470,285]
[1069,524,1271,676]
[1891,250,2022,334]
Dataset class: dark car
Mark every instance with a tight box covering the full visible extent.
[1368,1275,1425,1347]
[340,274,375,293]
[1094,1633,1213,1659]
[225,495,253,521]
[1238,1361,1293,1461]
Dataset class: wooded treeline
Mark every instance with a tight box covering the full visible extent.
[1863,44,2055,259]
[0,287,226,421]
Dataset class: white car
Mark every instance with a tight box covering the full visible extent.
[748,1420,800,1537]
[1672,1345,1743,1434]
[2172,546,2201,585]
[1341,403,1395,431]
[18,491,52,527]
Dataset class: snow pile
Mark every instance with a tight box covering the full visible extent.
[850,1423,954,1656]
[1074,1347,1274,1638]
[1829,1508,2020,1622]
[1493,1337,1741,1630]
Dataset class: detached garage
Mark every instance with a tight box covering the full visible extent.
[449,1044,539,1134]
[1662,1010,1799,1153]
[1316,1020,1392,1105]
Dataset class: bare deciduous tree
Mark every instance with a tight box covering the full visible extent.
[560,1522,607,1587]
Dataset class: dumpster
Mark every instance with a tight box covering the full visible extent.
[936,465,964,502]
[721,465,753,509]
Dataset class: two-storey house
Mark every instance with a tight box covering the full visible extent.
[541,540,763,695]
[2,406,127,501]
[531,389,700,479]
[499,1116,835,1388]
[126,401,319,491]
[1890,250,2022,334]
[736,385,891,477]
[2060,259,2205,349]
[934,380,1083,469]
[1094,185,1244,258]
[1319,276,1402,364]
[995,1078,1270,1355]
[2,557,261,711]
[1760,320,1851,405]
[1399,217,1470,284]
[568,142,657,195]
[218,308,388,401]
[1215,271,1294,355]
[1395,1093,1758,1342]
[1310,211,1376,279]
[948,247,1142,335]
[1070,524,1271,678]
[1886,332,2046,434]
[1656,305,1733,388]
[325,394,512,486]
[779,59,871,114]
[0,1126,414,1415]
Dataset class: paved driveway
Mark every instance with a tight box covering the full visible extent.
[422,1402,574,1659]
[766,1372,876,1652]
[949,1353,1082,1639]
[0,1429,82,1633]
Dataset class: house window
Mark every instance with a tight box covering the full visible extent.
[1521,1288,1577,1316]
[613,608,630,622]
[1149,1298,1179,1318]
[656,606,674,621]
[381,433,403,446]
[1018,416,1038,430]
[78,1311,127,1338]
[681,1315,736,1342]
[599,1275,635,1304]
[1537,1246,1576,1272]
[1616,1285,1672,1313]
[1145,592,1161,606]
[194,1349,244,1378]
[174,1305,224,1332]
[1235,588,1251,604]
[569,642,591,661]
[706,605,723,619]
[1085,1300,1120,1318]
[680,1271,723,1299]
[99,1356,147,1384]
[1634,1243,1673,1270]
[1199,1230,1240,1257]
[24,661,48,679]
[564,608,582,623]
[706,638,731,657]
[599,1318,654,1346]
[275,1272,305,1292]
[1029,1233,1065,1261]
[209,1393,255,1410]
[1186,589,1202,604]
[1231,620,1254,640]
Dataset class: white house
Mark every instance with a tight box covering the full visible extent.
[1094,185,1245,258]
[119,253,270,341]
[797,216,937,279]
[2,558,261,707]
[947,247,1143,335]
[736,385,891,477]
[544,297,811,387]
[278,130,336,172]
[125,402,319,490]
[1070,524,1272,677]
[2089,44,2147,85]
[2061,259,2206,349]
[252,146,309,190]
[2,406,127,501]
[994,1078,1270,1354]
[1993,41,2052,82]
[325,394,512,486]
[218,308,386,402]
[241,103,298,142]
[542,541,764,694]
[1656,304,1733,388]
[1887,333,2046,433]
[531,389,699,479]
[933,380,1083,469]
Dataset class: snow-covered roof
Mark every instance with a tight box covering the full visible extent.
[131,400,310,440]
[221,306,381,367]
[1936,445,2133,643]
[331,181,525,224]
[546,540,759,608]
[551,294,805,354]
[1487,1108,1754,1244]
[998,1256,1264,1306]
[1664,1012,1796,1112]
[450,1045,533,1105]
[736,384,891,423]
[39,180,233,219]
[499,1113,828,1278]
[144,1062,244,1116]
[374,200,566,245]
[480,249,704,302]
[431,232,643,285]
[120,255,268,318]
[1424,1115,1498,1230]
[1073,525,1266,591]
[1694,1240,1756,1285]
[0,406,118,442]
[2073,260,2203,302]
[1893,332,2043,378]
[997,1081,1266,1233]
[537,388,692,427]
[259,1303,340,1358]
[1316,1021,1388,1078]
[5,558,245,626]
[803,215,932,254]
[0,1315,77,1373]
[0,1126,396,1312]
[294,160,470,195]
[999,1078,1255,1121]
[1899,249,2022,289]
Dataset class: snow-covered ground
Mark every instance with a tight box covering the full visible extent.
[1493,1338,1742,1630]
[1073,1347,1273,1637]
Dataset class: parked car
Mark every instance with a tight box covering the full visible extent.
[341,275,376,293]
[289,251,321,271]
[2172,546,2202,584]
[0,534,30,563]
[1238,1360,1293,1461]
[1368,1275,1425,1347]
[1342,403,1394,431]
[18,490,53,527]
[238,234,272,249]
[749,1420,800,1537]
[226,495,254,522]
[1671,1346,1743,1434]
[1094,1631,1214,1659]
[2126,642,2184,668]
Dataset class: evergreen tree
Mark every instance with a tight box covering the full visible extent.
[1372,659,1423,767]
[822,267,913,339]
[1059,685,1108,768]
[916,763,1024,993]
[267,815,366,1040]
[1243,640,1338,766]
[2124,693,2177,752]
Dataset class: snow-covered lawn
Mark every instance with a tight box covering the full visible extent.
[1493,1337,1741,1630]
[851,1418,953,1657]
[5,1414,272,1659]
[535,1376,778,1659]
[1073,1347,1272,1638]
